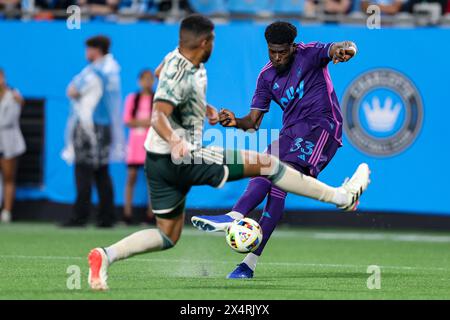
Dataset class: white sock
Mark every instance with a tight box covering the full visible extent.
[104,229,173,264]
[243,253,259,271]
[269,160,339,204]
[226,211,244,220]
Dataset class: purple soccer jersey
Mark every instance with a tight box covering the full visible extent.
[251,42,343,144]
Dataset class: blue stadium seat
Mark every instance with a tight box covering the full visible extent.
[272,0,305,14]
[227,0,272,14]
[190,0,228,14]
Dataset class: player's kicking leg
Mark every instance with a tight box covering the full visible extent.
[88,204,184,290]
[192,150,370,232]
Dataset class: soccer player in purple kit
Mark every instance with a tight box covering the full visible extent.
[191,21,360,278]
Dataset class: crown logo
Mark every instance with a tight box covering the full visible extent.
[362,96,402,132]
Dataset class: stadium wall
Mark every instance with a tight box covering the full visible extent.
[1,21,449,216]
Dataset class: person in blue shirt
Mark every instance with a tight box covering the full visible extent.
[62,35,124,228]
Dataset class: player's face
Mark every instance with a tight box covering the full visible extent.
[201,31,215,63]
[0,72,5,87]
[268,43,295,73]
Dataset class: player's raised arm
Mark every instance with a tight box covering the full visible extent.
[329,41,358,64]
[219,108,265,131]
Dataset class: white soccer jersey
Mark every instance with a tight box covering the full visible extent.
[144,48,208,154]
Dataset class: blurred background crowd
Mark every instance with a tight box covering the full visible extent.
[0,0,449,25]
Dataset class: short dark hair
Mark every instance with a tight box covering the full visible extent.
[86,35,111,55]
[179,14,214,49]
[265,21,297,45]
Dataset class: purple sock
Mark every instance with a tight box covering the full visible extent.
[253,186,286,256]
[232,177,272,215]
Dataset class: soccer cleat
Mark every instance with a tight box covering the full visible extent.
[227,263,254,279]
[191,214,235,232]
[338,163,371,212]
[88,248,109,291]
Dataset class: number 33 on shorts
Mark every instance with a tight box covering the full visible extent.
[289,137,315,161]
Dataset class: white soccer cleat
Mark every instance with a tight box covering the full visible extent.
[337,163,371,212]
[0,210,11,223]
[88,248,109,291]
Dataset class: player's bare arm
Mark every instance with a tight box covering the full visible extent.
[151,101,190,159]
[329,41,358,64]
[219,109,264,131]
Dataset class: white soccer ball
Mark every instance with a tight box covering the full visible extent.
[225,218,263,254]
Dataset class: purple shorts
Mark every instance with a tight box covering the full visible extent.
[267,121,341,178]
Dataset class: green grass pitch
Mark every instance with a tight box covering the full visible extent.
[1,222,449,299]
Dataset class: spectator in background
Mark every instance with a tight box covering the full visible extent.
[361,0,404,15]
[35,0,75,8]
[118,0,153,14]
[77,0,120,15]
[157,0,193,13]
[0,69,26,223]
[34,1,76,12]
[305,0,352,16]
[0,0,20,10]
[402,0,447,14]
[62,35,124,228]
[0,0,21,16]
[31,0,76,20]
[122,69,155,225]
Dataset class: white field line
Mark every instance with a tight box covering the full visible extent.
[311,232,450,243]
[0,254,447,272]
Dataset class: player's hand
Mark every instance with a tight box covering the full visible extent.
[169,136,191,161]
[206,105,219,125]
[332,44,357,64]
[219,108,237,127]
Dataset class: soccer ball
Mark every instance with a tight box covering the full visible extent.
[225,218,263,254]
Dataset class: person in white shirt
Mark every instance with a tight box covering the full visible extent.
[0,69,26,223]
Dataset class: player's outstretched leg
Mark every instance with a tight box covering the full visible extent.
[228,187,286,279]
[191,177,271,232]
[88,211,183,291]
[241,151,370,210]
[192,150,370,234]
